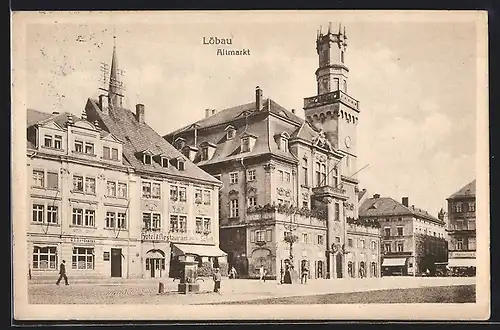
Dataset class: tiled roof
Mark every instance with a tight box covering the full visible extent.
[27,108,55,127]
[86,99,220,185]
[358,189,367,202]
[359,197,443,224]
[291,121,319,141]
[448,179,476,199]
[169,98,303,136]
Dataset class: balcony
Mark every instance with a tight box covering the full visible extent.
[303,90,360,111]
[312,185,349,201]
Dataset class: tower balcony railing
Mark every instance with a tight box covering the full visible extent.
[311,185,349,201]
[304,89,360,110]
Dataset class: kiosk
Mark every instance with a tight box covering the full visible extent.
[177,255,200,294]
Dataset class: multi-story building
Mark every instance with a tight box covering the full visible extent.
[27,43,225,281]
[359,195,447,276]
[165,23,381,280]
[445,179,476,275]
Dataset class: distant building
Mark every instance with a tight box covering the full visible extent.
[445,180,476,275]
[359,195,447,276]
[165,23,381,280]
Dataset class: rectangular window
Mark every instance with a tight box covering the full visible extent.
[105,212,116,228]
[85,177,96,194]
[32,204,44,223]
[256,230,266,242]
[302,233,308,244]
[241,137,250,152]
[152,183,161,199]
[73,175,84,192]
[118,183,127,198]
[302,158,308,186]
[285,172,291,182]
[334,203,340,221]
[85,142,94,154]
[178,160,185,171]
[456,239,463,250]
[229,172,238,184]
[334,78,340,90]
[278,170,284,182]
[360,239,366,249]
[142,213,152,229]
[468,237,476,250]
[203,218,211,233]
[397,242,404,252]
[170,185,178,201]
[384,243,392,253]
[281,138,289,152]
[397,227,404,236]
[317,235,324,245]
[248,196,257,207]
[33,170,44,187]
[456,219,463,230]
[247,169,256,182]
[195,217,203,233]
[107,181,117,197]
[74,141,83,153]
[47,172,58,190]
[230,199,239,218]
[315,162,321,187]
[468,202,476,212]
[179,215,187,232]
[321,164,326,186]
[152,213,161,229]
[111,148,119,160]
[72,247,94,270]
[203,190,211,205]
[195,189,202,203]
[455,202,463,213]
[266,229,272,242]
[117,213,126,229]
[32,246,57,270]
[178,186,187,202]
[54,135,62,149]
[72,208,83,226]
[170,215,179,232]
[348,238,353,247]
[371,241,377,250]
[468,220,476,230]
[84,209,95,227]
[201,147,209,160]
[103,146,111,159]
[142,182,151,199]
[44,135,52,148]
[161,157,169,168]
[384,227,391,237]
[47,206,58,224]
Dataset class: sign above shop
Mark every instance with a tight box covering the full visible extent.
[141,230,213,243]
[449,251,476,259]
[70,237,95,245]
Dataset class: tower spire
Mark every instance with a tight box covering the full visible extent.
[328,22,332,34]
[108,33,125,110]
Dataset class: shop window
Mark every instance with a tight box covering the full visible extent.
[72,247,94,270]
[32,246,57,270]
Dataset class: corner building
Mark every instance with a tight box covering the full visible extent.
[165,24,380,279]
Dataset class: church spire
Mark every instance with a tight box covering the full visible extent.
[108,34,124,110]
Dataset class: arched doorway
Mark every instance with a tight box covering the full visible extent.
[316,260,324,279]
[371,262,377,277]
[336,253,343,278]
[146,249,165,278]
[251,248,272,276]
[348,261,354,278]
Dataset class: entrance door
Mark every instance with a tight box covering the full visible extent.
[148,258,165,278]
[336,253,343,278]
[111,248,122,278]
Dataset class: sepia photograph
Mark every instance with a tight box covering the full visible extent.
[11,10,489,321]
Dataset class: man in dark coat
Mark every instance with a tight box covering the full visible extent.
[56,260,69,285]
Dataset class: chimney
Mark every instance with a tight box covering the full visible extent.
[136,104,145,124]
[291,108,296,114]
[205,109,211,118]
[373,194,380,199]
[99,94,109,115]
[402,197,409,207]
[255,86,263,111]
[211,109,217,115]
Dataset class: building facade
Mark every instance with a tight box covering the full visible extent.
[27,43,225,281]
[445,179,476,275]
[165,23,381,280]
[359,195,447,276]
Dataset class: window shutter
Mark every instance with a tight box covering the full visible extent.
[266,229,272,242]
[250,230,255,243]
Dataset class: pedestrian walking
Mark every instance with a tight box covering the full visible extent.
[301,266,309,284]
[229,266,237,279]
[213,268,222,293]
[263,269,267,283]
[56,260,69,285]
[259,265,265,283]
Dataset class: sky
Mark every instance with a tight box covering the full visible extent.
[23,11,482,217]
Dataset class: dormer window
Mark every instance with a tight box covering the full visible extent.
[74,141,83,153]
[277,132,290,152]
[225,125,236,140]
[161,157,169,168]
[143,154,152,165]
[241,137,250,153]
[175,137,186,150]
[44,135,52,148]
[201,147,209,161]
[178,160,185,171]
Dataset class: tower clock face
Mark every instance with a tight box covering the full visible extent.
[344,136,352,148]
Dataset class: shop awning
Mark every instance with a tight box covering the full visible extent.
[448,258,476,268]
[172,243,227,257]
[382,258,407,267]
